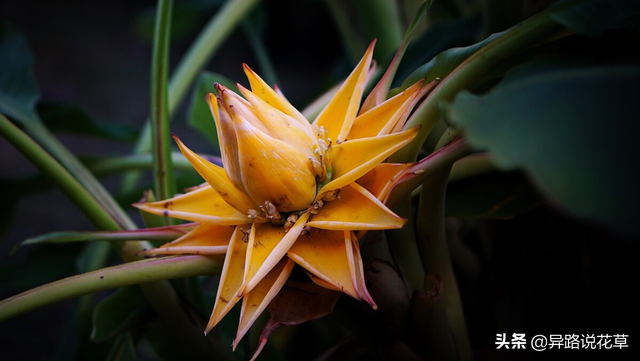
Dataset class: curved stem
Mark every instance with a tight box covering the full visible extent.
[0,256,221,323]
[27,121,136,230]
[387,139,472,209]
[449,153,496,182]
[0,113,121,231]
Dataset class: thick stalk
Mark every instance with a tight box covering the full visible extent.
[0,256,221,322]
[386,198,424,293]
[416,166,472,361]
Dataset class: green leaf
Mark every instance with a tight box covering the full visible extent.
[187,71,235,148]
[37,102,137,142]
[550,0,640,36]
[92,287,153,342]
[446,171,543,219]
[0,25,40,125]
[13,226,190,254]
[395,14,481,87]
[400,31,503,89]
[448,65,640,236]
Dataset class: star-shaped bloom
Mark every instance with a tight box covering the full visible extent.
[134,41,428,354]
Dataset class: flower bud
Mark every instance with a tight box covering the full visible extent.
[231,107,317,212]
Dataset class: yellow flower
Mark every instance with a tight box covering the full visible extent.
[134,42,427,353]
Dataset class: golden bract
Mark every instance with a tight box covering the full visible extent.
[134,41,431,359]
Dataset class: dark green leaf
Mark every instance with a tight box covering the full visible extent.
[400,31,503,89]
[446,171,543,219]
[448,65,640,236]
[0,25,40,124]
[550,0,640,36]
[37,102,137,142]
[187,71,235,149]
[396,15,481,88]
[91,286,154,342]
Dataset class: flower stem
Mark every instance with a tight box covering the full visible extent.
[151,0,176,204]
[416,166,472,361]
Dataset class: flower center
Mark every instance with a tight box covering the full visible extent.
[245,125,340,231]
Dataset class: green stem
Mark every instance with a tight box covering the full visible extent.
[385,140,471,293]
[88,152,220,176]
[0,256,221,323]
[151,0,176,203]
[0,113,121,231]
[387,139,472,209]
[131,0,261,154]
[27,121,136,230]
[15,224,195,250]
[166,0,261,116]
[391,7,570,163]
[449,153,495,182]
[1,113,231,359]
[122,0,262,193]
[385,198,424,292]
[416,166,472,361]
